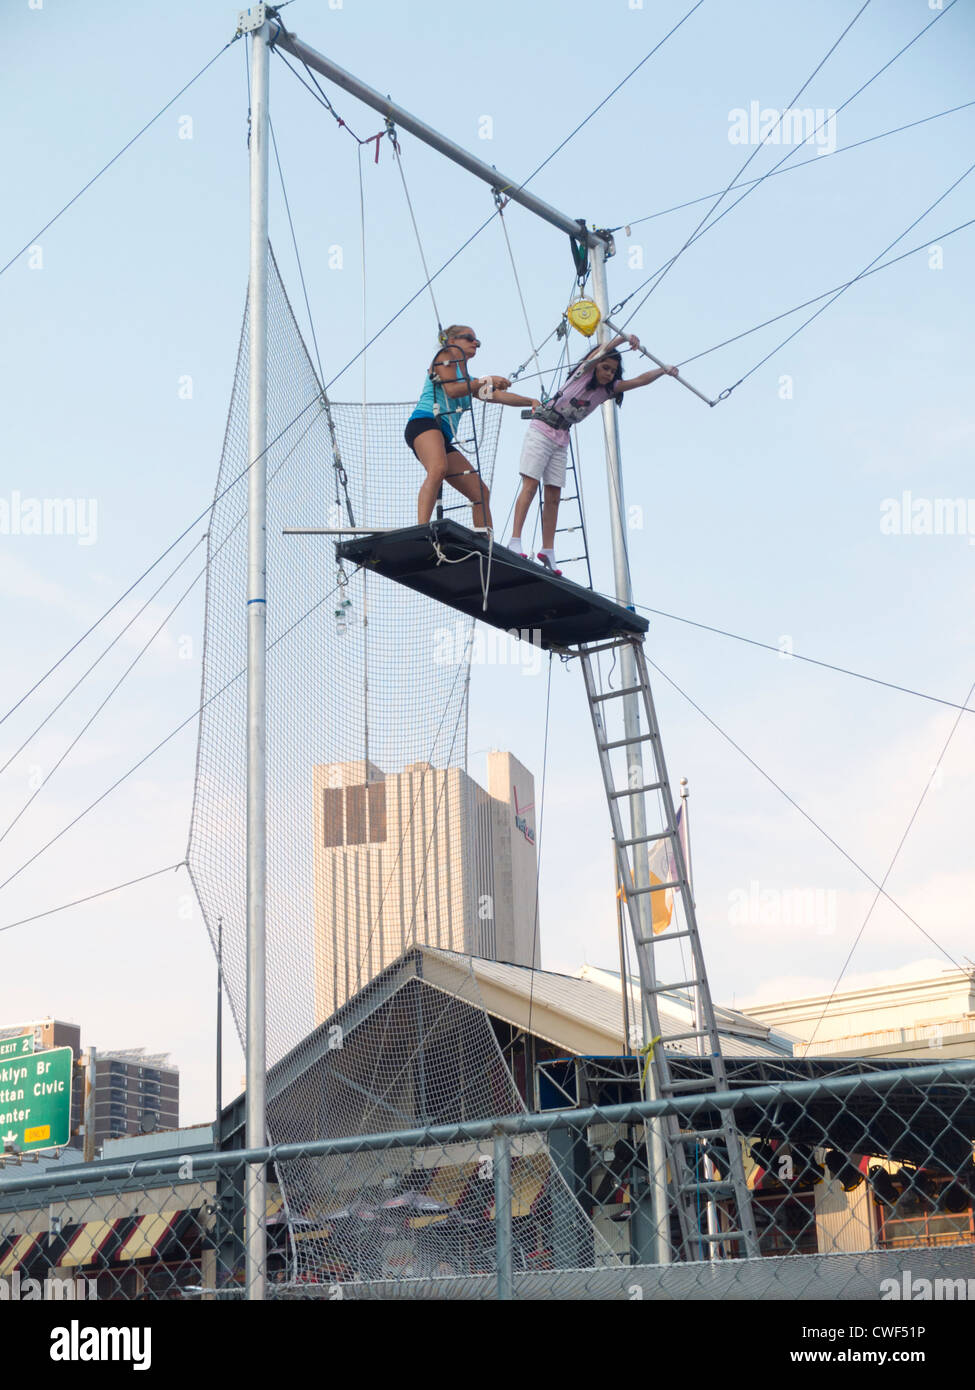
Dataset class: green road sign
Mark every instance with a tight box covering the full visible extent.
[0,1046,72,1153]
[0,1033,34,1062]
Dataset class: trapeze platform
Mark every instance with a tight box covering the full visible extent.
[335,520,649,650]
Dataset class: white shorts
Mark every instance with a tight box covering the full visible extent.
[519,427,568,488]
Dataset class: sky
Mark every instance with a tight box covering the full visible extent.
[1,0,974,1127]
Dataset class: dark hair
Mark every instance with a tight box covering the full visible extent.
[585,350,624,407]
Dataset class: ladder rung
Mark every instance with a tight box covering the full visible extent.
[652,979,703,994]
[609,782,665,799]
[633,928,693,944]
[663,1078,721,1093]
[591,684,644,704]
[578,639,634,658]
[673,1127,726,1141]
[625,878,681,896]
[598,732,654,752]
[616,830,671,849]
[661,1029,714,1043]
[697,1230,747,1244]
[680,1180,736,1194]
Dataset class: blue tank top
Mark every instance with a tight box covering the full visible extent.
[409,362,471,439]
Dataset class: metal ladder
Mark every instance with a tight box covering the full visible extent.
[552,430,593,588]
[576,634,759,1260]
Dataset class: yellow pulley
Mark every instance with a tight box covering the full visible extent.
[566,298,601,338]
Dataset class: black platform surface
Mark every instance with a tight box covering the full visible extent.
[335,520,649,650]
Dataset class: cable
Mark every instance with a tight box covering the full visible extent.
[616,99,975,232]
[678,215,975,368]
[614,0,961,324]
[0,353,323,732]
[0,558,207,846]
[643,654,964,969]
[0,533,207,779]
[0,42,236,280]
[388,123,442,331]
[804,673,975,1050]
[719,156,975,397]
[640,0,873,305]
[269,116,327,389]
[0,863,186,936]
[633,603,975,715]
[513,0,706,191]
[0,572,354,897]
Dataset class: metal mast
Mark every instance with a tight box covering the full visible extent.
[240,2,271,1302]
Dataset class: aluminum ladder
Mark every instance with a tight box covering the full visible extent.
[576,634,760,1260]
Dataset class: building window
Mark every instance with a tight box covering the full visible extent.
[322,787,343,847]
[346,785,367,845]
[322,782,387,846]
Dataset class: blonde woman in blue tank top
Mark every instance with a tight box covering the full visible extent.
[405,324,540,530]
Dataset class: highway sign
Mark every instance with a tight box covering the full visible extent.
[0,1033,34,1062]
[0,1046,73,1152]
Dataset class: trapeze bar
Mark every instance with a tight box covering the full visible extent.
[333,520,649,650]
[604,318,715,407]
[272,27,608,250]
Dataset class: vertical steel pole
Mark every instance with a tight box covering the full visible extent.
[246,17,270,1303]
[494,1135,513,1300]
[590,241,670,1266]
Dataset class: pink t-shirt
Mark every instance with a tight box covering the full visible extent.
[532,361,615,443]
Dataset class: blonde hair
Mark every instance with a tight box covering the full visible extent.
[439,324,471,345]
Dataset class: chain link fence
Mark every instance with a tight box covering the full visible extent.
[2,1059,974,1300]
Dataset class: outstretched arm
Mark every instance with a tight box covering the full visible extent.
[615,364,679,394]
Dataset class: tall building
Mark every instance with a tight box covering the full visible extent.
[312,751,541,1022]
[89,1050,179,1147]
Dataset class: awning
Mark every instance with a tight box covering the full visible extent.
[117,1211,187,1263]
[0,1231,42,1277]
[57,1218,128,1269]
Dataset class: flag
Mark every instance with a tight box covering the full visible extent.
[646,804,685,936]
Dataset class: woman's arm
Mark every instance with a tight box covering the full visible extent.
[476,383,541,408]
[431,357,511,398]
[615,365,679,394]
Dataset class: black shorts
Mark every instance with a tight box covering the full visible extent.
[404,416,460,457]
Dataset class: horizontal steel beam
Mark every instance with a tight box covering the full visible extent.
[272,24,606,248]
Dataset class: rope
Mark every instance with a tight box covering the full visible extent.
[388,122,442,332]
[495,194,542,386]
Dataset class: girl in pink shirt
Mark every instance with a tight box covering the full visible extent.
[509,334,678,574]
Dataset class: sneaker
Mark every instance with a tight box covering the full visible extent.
[537,551,563,577]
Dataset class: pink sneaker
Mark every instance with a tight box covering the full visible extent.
[537,551,563,577]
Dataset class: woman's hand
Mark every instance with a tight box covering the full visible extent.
[528,399,542,412]
[627,334,640,351]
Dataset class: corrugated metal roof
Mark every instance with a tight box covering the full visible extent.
[420,949,789,1059]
